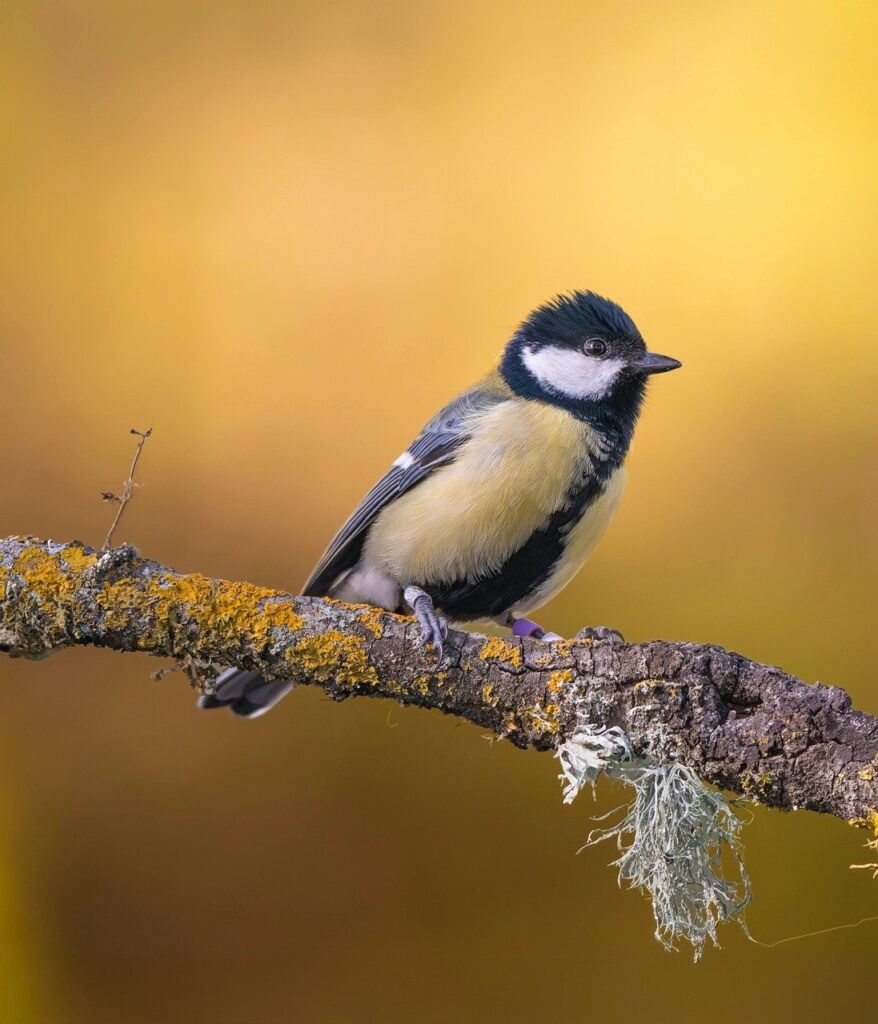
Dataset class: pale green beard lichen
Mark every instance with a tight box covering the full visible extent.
[557,722,751,960]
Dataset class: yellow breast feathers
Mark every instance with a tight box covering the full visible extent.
[364,398,626,590]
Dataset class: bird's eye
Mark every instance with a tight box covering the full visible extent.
[583,338,608,357]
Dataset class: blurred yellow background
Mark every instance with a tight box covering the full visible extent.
[1,1,877,1020]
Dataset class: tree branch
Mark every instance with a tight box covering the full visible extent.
[1,535,875,822]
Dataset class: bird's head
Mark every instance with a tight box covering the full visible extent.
[500,291,680,418]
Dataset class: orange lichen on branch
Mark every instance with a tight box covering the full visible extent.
[210,581,303,645]
[500,698,561,741]
[479,635,523,669]
[742,771,774,801]
[60,545,99,573]
[850,809,878,836]
[14,546,78,603]
[412,675,432,697]
[96,567,304,655]
[850,809,878,879]
[355,605,388,637]
[547,669,574,694]
[521,700,561,736]
[7,544,90,649]
[1,539,308,666]
[289,630,379,690]
[97,578,157,636]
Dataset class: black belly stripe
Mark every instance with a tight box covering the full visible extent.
[419,475,605,620]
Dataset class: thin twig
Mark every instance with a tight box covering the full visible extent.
[102,428,153,550]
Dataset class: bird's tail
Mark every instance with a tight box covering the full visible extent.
[197,667,294,718]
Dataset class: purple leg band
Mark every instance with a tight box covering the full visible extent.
[512,618,545,639]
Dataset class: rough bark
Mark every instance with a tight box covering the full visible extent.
[1,535,875,822]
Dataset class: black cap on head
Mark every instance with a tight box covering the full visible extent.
[521,291,644,346]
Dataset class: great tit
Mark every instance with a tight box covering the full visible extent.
[199,291,680,717]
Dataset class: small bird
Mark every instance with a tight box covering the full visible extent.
[199,291,680,717]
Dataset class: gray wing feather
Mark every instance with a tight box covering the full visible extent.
[302,382,506,597]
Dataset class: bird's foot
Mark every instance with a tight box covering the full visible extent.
[575,625,625,645]
[509,617,564,642]
[403,586,448,661]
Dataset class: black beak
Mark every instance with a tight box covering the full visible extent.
[632,352,682,375]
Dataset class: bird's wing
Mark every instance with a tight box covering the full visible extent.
[302,377,510,597]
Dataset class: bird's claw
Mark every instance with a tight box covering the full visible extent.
[414,599,447,661]
[405,587,448,662]
[575,625,625,645]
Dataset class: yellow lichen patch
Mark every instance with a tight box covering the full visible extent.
[544,703,560,727]
[96,571,293,652]
[102,575,193,648]
[498,699,561,740]
[478,635,522,669]
[481,682,498,707]
[858,766,876,782]
[11,547,78,638]
[97,573,193,648]
[850,809,878,836]
[413,675,431,697]
[289,630,379,689]
[197,578,243,626]
[7,545,81,645]
[633,678,670,697]
[60,545,98,573]
[13,547,74,604]
[357,606,386,638]
[850,809,878,878]
[210,580,303,647]
[266,601,304,633]
[99,571,306,652]
[156,572,215,616]
[97,579,147,633]
[521,700,561,736]
[742,771,772,800]
[547,669,573,694]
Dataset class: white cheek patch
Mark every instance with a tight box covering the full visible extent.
[522,345,625,401]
